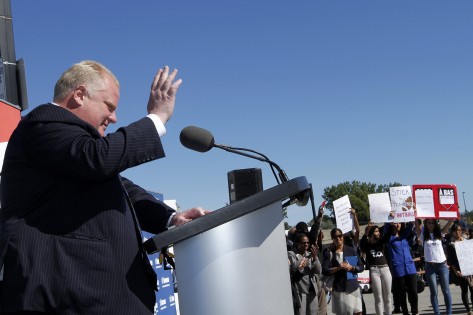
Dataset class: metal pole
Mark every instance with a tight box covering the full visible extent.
[0,0,18,106]
[463,192,467,212]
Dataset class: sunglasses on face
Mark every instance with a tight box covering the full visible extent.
[333,234,343,239]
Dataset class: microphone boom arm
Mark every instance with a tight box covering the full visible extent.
[215,144,289,184]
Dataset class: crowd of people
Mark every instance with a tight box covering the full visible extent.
[287,206,473,315]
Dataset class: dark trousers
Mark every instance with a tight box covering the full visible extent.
[459,277,473,312]
[392,276,401,311]
[393,274,418,315]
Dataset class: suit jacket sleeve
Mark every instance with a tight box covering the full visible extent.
[23,108,163,181]
[312,255,322,275]
[121,176,175,234]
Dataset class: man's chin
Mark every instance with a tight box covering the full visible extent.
[98,128,106,137]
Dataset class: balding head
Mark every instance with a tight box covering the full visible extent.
[53,60,119,103]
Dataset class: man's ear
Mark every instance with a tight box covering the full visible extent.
[73,85,87,106]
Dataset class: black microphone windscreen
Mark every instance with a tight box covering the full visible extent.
[180,126,215,152]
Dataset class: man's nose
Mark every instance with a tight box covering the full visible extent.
[109,111,117,123]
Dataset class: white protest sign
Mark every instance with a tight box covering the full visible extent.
[389,186,415,223]
[368,192,393,223]
[333,195,353,234]
[455,239,473,276]
[414,188,435,218]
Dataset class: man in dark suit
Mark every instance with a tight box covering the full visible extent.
[0,61,208,314]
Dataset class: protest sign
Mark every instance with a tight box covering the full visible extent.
[455,239,473,276]
[333,195,353,234]
[413,184,459,219]
[389,186,415,223]
[368,192,393,223]
[413,188,435,218]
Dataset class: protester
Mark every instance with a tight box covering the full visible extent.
[296,221,318,247]
[463,226,471,240]
[287,226,297,251]
[293,204,327,314]
[361,222,393,315]
[384,221,419,315]
[345,208,367,315]
[314,206,328,315]
[316,229,328,315]
[289,233,321,315]
[447,222,473,315]
[0,61,208,314]
[350,208,361,247]
[323,228,364,315]
[416,219,453,315]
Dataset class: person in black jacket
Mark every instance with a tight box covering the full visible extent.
[0,61,208,315]
[447,222,473,315]
[323,228,364,315]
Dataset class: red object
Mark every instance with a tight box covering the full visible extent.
[0,100,20,142]
[412,184,459,219]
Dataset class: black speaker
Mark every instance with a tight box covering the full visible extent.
[227,168,263,204]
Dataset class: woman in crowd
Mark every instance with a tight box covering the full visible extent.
[288,233,321,315]
[447,222,473,315]
[360,222,392,315]
[384,221,418,315]
[322,228,364,315]
[416,219,453,315]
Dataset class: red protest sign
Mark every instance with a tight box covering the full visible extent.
[412,184,459,219]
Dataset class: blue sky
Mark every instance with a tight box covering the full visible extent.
[11,0,473,226]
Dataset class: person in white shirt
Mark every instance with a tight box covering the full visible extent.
[416,219,453,315]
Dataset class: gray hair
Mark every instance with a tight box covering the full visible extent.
[53,60,119,102]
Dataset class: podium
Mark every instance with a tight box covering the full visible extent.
[144,176,310,315]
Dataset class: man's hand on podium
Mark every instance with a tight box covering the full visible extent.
[170,207,211,226]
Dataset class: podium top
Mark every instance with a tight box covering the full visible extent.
[143,176,310,254]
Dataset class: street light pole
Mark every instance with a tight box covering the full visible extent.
[463,192,467,212]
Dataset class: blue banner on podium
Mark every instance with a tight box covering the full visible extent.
[144,192,177,315]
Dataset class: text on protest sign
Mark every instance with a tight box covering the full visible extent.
[389,186,415,223]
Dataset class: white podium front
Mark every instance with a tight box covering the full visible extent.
[144,177,310,315]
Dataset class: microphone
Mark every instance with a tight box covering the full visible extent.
[180,126,215,153]
[180,126,289,184]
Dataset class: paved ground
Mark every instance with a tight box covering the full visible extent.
[327,283,469,315]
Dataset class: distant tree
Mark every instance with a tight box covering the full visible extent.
[320,215,336,230]
[307,214,333,227]
[284,221,291,230]
[321,180,402,224]
[463,210,473,224]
